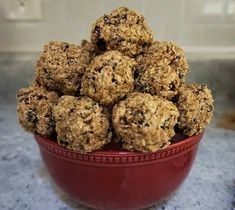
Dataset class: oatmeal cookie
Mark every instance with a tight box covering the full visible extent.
[91,7,153,57]
[81,51,136,105]
[135,41,189,99]
[35,41,92,95]
[112,93,179,152]
[17,85,59,137]
[135,65,181,100]
[53,96,111,153]
[137,41,189,79]
[176,84,214,136]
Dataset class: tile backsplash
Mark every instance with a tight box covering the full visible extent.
[0,0,235,52]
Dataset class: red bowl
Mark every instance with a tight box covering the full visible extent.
[35,133,203,210]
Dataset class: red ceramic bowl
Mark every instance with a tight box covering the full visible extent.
[35,132,203,210]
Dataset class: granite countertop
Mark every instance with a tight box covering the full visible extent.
[0,53,235,210]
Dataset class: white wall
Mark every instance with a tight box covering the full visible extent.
[0,0,235,52]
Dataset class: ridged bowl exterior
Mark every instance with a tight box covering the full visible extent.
[35,132,203,210]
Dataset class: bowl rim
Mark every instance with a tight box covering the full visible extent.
[35,132,203,165]
[35,131,203,156]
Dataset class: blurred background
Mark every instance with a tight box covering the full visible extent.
[0,0,235,53]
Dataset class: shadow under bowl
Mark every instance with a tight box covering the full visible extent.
[34,132,203,210]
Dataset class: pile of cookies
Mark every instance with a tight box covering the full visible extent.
[17,7,214,153]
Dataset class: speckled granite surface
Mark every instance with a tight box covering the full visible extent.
[0,53,235,210]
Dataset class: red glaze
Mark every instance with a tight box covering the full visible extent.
[35,132,203,210]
